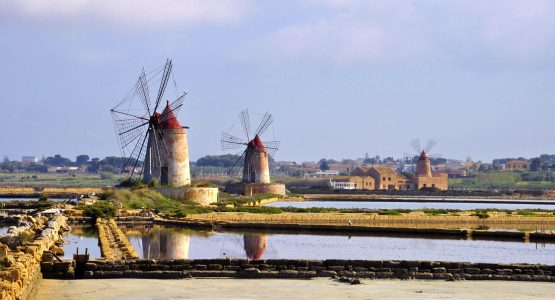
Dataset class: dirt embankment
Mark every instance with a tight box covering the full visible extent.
[0,187,103,198]
[184,211,555,231]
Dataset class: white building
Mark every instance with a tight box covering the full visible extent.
[21,156,38,164]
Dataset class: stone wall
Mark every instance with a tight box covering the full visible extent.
[43,259,555,282]
[156,187,218,206]
[96,218,138,260]
[0,214,67,300]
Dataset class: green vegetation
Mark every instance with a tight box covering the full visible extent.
[378,210,402,216]
[421,208,451,215]
[471,210,490,219]
[517,210,536,216]
[81,201,117,221]
[0,172,124,188]
[450,171,555,190]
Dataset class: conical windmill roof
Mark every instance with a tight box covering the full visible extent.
[418,150,429,161]
[160,101,182,129]
[248,134,266,152]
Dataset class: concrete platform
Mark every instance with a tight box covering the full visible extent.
[37,278,555,300]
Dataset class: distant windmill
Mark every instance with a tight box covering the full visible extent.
[110,59,191,186]
[409,139,441,177]
[221,109,280,184]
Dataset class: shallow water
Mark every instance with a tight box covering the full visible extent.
[62,225,101,259]
[0,225,10,235]
[269,201,555,210]
[121,225,555,264]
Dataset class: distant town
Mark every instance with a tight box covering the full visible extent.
[3,153,555,190]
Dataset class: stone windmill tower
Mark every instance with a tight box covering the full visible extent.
[221,109,286,195]
[111,59,191,186]
[411,139,436,177]
[409,139,449,190]
[221,109,280,184]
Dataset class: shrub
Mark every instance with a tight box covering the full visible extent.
[421,208,449,215]
[38,195,48,202]
[82,201,116,221]
[471,210,490,219]
[517,210,536,216]
[148,178,158,187]
[378,210,402,216]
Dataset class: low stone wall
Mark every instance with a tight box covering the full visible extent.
[156,187,218,206]
[96,218,138,260]
[42,259,555,282]
[0,214,67,300]
[225,183,286,196]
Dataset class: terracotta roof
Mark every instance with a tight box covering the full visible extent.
[160,101,182,129]
[371,166,397,176]
[247,134,266,152]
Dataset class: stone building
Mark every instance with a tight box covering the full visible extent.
[331,152,448,191]
[410,151,448,190]
[505,160,529,170]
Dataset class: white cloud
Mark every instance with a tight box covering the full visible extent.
[237,0,555,67]
[0,0,252,27]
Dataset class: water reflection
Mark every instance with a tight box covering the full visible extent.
[243,234,268,259]
[121,225,555,264]
[0,225,10,235]
[62,224,101,259]
[124,226,194,259]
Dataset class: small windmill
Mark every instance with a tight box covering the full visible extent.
[110,59,191,185]
[409,139,440,177]
[221,109,280,184]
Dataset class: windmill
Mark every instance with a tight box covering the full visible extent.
[409,139,440,177]
[110,59,191,186]
[221,109,280,184]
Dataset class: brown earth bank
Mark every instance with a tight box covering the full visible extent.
[184,211,555,229]
[35,278,555,300]
[0,187,103,198]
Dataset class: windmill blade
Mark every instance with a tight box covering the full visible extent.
[153,128,171,161]
[239,109,251,141]
[121,128,149,179]
[262,140,281,157]
[254,112,273,137]
[221,133,248,151]
[162,91,188,121]
[227,150,246,177]
[111,111,149,157]
[410,139,422,154]
[153,59,173,113]
[136,69,152,115]
[424,139,437,153]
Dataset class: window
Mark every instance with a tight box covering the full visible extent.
[432,184,436,188]
[423,184,427,188]
[388,177,391,181]
[382,177,386,181]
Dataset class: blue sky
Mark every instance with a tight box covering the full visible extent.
[1,0,554,163]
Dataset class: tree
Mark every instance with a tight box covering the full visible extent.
[530,157,542,172]
[196,155,243,168]
[319,160,330,171]
[76,155,90,165]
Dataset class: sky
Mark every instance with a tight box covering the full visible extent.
[0,0,554,163]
